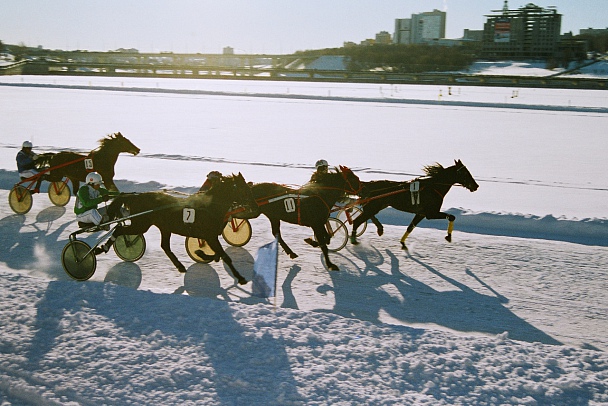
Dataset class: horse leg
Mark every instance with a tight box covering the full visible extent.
[206,237,247,285]
[312,224,339,271]
[271,219,298,259]
[425,212,456,242]
[400,214,425,250]
[370,215,384,236]
[350,207,381,244]
[159,230,187,273]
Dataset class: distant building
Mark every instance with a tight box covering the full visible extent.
[463,29,484,42]
[411,10,446,44]
[375,31,392,45]
[223,46,234,55]
[394,9,446,45]
[579,28,608,36]
[481,2,561,60]
[394,19,412,45]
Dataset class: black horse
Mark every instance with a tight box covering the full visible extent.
[250,166,361,271]
[106,173,258,285]
[39,132,140,195]
[350,160,479,249]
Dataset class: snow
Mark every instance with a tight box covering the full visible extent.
[0,70,607,405]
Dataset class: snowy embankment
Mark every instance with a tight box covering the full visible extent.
[1,80,607,114]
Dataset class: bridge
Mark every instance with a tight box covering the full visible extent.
[1,52,606,90]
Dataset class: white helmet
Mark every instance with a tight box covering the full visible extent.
[86,172,103,186]
[207,171,222,180]
[315,159,328,169]
[22,141,33,148]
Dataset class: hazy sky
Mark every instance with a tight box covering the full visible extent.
[1,1,605,54]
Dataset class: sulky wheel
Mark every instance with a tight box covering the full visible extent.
[9,185,33,215]
[48,181,71,207]
[113,234,146,262]
[336,206,367,238]
[323,217,348,252]
[61,240,97,281]
[222,218,252,247]
[185,237,215,264]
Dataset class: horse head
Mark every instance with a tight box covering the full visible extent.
[215,172,259,219]
[338,165,362,195]
[453,159,479,192]
[102,132,140,156]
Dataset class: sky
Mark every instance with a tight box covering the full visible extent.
[0,0,606,54]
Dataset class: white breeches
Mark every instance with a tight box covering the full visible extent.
[76,207,108,225]
[19,169,39,179]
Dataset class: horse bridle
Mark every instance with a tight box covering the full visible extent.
[339,166,362,195]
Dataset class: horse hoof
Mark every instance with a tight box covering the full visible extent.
[400,242,408,251]
[238,278,248,285]
[304,238,319,248]
[445,235,452,243]
[329,264,340,271]
[178,266,187,273]
[377,229,384,236]
[289,253,298,259]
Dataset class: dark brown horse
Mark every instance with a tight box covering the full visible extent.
[106,173,258,285]
[350,160,479,249]
[250,166,361,271]
[40,132,140,195]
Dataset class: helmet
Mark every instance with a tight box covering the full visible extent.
[22,141,33,148]
[315,159,328,169]
[86,172,103,186]
[207,171,222,179]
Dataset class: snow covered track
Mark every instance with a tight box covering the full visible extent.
[1,76,607,403]
[0,184,607,404]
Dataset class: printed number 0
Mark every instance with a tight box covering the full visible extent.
[284,198,296,213]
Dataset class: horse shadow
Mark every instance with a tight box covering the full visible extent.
[0,207,75,280]
[26,279,304,404]
[319,243,561,346]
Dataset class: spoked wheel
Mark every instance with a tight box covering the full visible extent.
[222,218,252,247]
[113,234,146,262]
[185,237,215,264]
[336,206,367,238]
[314,218,348,252]
[9,185,33,215]
[48,181,71,207]
[61,240,97,281]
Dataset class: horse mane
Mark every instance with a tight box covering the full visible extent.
[97,132,123,147]
[422,162,445,178]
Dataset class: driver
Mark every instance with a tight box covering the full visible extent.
[74,172,117,227]
[310,159,329,182]
[16,141,44,193]
[199,170,222,192]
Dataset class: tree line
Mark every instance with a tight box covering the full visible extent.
[295,44,478,73]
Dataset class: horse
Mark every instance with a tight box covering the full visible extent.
[250,166,361,271]
[106,173,258,285]
[39,132,140,195]
[350,160,479,249]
